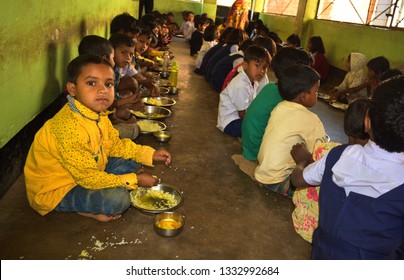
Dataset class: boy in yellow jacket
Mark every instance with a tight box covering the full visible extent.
[24,54,171,222]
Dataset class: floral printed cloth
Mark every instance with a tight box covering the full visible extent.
[292,141,341,243]
[226,0,250,30]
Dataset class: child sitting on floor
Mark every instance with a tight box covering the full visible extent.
[291,98,371,243]
[183,11,196,41]
[110,33,159,97]
[242,47,313,161]
[291,76,404,259]
[254,64,327,198]
[24,55,172,222]
[329,52,368,103]
[217,45,271,138]
[195,25,219,69]
[78,35,141,140]
[190,17,209,56]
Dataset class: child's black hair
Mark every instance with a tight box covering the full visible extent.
[109,33,135,49]
[225,28,249,46]
[110,13,138,35]
[67,54,113,84]
[195,17,208,29]
[268,31,282,45]
[344,98,371,140]
[367,56,390,75]
[203,25,218,42]
[286,34,301,47]
[138,28,154,40]
[240,39,254,52]
[78,35,113,57]
[271,47,313,78]
[368,75,404,153]
[243,45,271,65]
[278,64,320,101]
[218,27,234,44]
[253,35,277,58]
[309,36,325,54]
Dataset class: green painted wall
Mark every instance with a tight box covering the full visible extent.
[0,0,138,148]
[258,0,404,70]
[154,0,203,24]
[1,0,403,148]
[260,15,296,42]
[306,20,404,70]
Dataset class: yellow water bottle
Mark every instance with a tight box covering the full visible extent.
[169,61,178,87]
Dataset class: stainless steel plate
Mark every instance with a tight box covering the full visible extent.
[130,184,184,214]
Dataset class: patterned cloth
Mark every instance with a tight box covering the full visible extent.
[292,141,341,243]
[226,0,250,30]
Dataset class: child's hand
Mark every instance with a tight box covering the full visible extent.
[149,84,160,97]
[153,149,171,165]
[137,173,160,188]
[291,143,312,164]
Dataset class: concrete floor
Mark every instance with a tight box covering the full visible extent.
[0,38,346,260]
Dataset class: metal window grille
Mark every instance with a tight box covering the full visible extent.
[263,0,300,16]
[316,0,404,28]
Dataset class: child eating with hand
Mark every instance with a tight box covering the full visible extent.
[24,55,171,222]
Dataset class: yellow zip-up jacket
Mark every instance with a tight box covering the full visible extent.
[24,100,155,216]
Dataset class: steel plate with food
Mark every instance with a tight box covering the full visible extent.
[142,97,176,107]
[137,120,166,134]
[130,105,171,120]
[330,102,348,110]
[130,184,184,214]
[318,92,330,100]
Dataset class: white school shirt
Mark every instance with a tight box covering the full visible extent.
[118,64,138,78]
[303,140,404,198]
[217,70,258,132]
[195,40,217,68]
[183,21,196,41]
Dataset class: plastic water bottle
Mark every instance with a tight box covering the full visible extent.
[162,51,170,78]
[169,61,178,87]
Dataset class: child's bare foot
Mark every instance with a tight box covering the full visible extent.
[78,212,122,222]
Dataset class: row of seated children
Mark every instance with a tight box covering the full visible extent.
[225,44,404,258]
[228,53,404,258]
[196,28,250,84]
[235,49,326,200]
[24,54,172,222]
[81,12,172,141]
[291,76,404,259]
[217,45,272,138]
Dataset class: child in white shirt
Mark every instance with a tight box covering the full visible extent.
[217,45,271,137]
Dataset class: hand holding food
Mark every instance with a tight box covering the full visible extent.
[137,173,160,188]
[153,149,172,165]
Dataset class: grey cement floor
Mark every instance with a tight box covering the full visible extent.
[0,38,346,260]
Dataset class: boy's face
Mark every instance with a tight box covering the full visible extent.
[302,81,320,108]
[188,14,194,22]
[136,35,152,54]
[243,59,269,83]
[67,63,115,113]
[114,44,135,68]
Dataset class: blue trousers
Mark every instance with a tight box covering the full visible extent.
[224,118,243,138]
[55,158,141,215]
